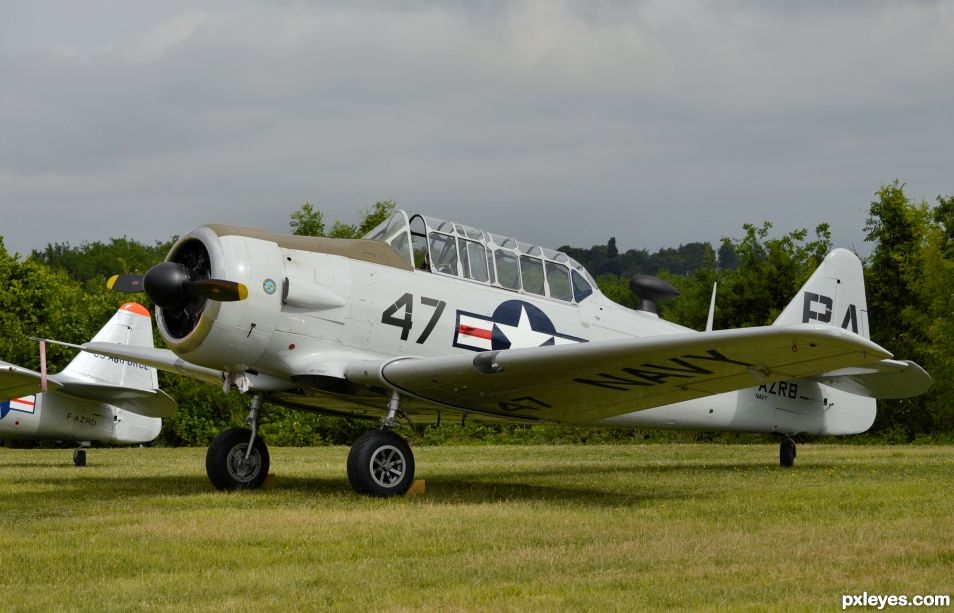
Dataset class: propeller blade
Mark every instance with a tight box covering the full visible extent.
[107,274,145,293]
[109,262,248,309]
[190,279,249,302]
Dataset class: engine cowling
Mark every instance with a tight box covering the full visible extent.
[156,225,284,372]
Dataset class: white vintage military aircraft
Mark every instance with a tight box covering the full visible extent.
[0,303,175,465]
[86,211,929,496]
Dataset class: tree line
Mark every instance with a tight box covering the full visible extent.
[1,182,951,446]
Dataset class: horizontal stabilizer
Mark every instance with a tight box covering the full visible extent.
[0,362,62,399]
[1,361,176,418]
[52,380,177,418]
[811,359,933,399]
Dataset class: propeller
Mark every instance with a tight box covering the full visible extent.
[107,238,248,339]
[107,262,248,309]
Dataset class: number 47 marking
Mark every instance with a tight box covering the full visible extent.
[381,293,447,344]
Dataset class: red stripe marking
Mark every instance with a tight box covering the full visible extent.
[459,325,493,340]
[13,398,35,407]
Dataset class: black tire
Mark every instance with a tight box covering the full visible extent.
[73,449,87,467]
[347,430,415,497]
[206,427,270,490]
[780,437,796,467]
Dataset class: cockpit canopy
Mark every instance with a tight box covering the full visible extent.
[364,211,597,303]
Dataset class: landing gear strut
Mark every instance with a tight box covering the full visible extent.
[206,392,270,490]
[780,436,797,467]
[347,391,415,497]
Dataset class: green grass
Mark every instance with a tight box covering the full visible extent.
[1,444,951,611]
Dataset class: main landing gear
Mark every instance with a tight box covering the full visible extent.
[206,392,270,490]
[203,390,416,497]
[780,436,797,467]
[347,391,415,497]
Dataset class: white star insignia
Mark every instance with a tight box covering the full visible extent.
[494,306,556,348]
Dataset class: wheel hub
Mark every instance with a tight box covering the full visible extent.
[370,444,406,488]
[226,445,261,482]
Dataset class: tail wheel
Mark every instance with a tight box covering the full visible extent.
[347,430,415,497]
[206,427,270,490]
[780,437,796,467]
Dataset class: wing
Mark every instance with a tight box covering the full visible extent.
[810,359,932,399]
[346,325,892,424]
[78,342,291,391]
[81,342,225,386]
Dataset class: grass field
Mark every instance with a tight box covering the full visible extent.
[1,443,951,611]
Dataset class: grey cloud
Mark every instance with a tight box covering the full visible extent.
[1,0,952,258]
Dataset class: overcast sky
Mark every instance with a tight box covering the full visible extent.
[1,1,952,259]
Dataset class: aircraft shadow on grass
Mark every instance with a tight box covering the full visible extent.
[6,459,847,509]
[2,469,660,509]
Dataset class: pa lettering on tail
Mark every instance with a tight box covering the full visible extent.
[773,248,869,339]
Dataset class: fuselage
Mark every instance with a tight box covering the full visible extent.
[151,213,876,436]
[0,393,161,444]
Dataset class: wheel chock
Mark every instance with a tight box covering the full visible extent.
[405,479,426,497]
[262,473,277,489]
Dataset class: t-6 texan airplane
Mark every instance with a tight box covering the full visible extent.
[0,303,175,465]
[83,210,928,496]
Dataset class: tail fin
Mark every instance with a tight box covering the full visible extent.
[773,248,869,339]
[60,303,159,390]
